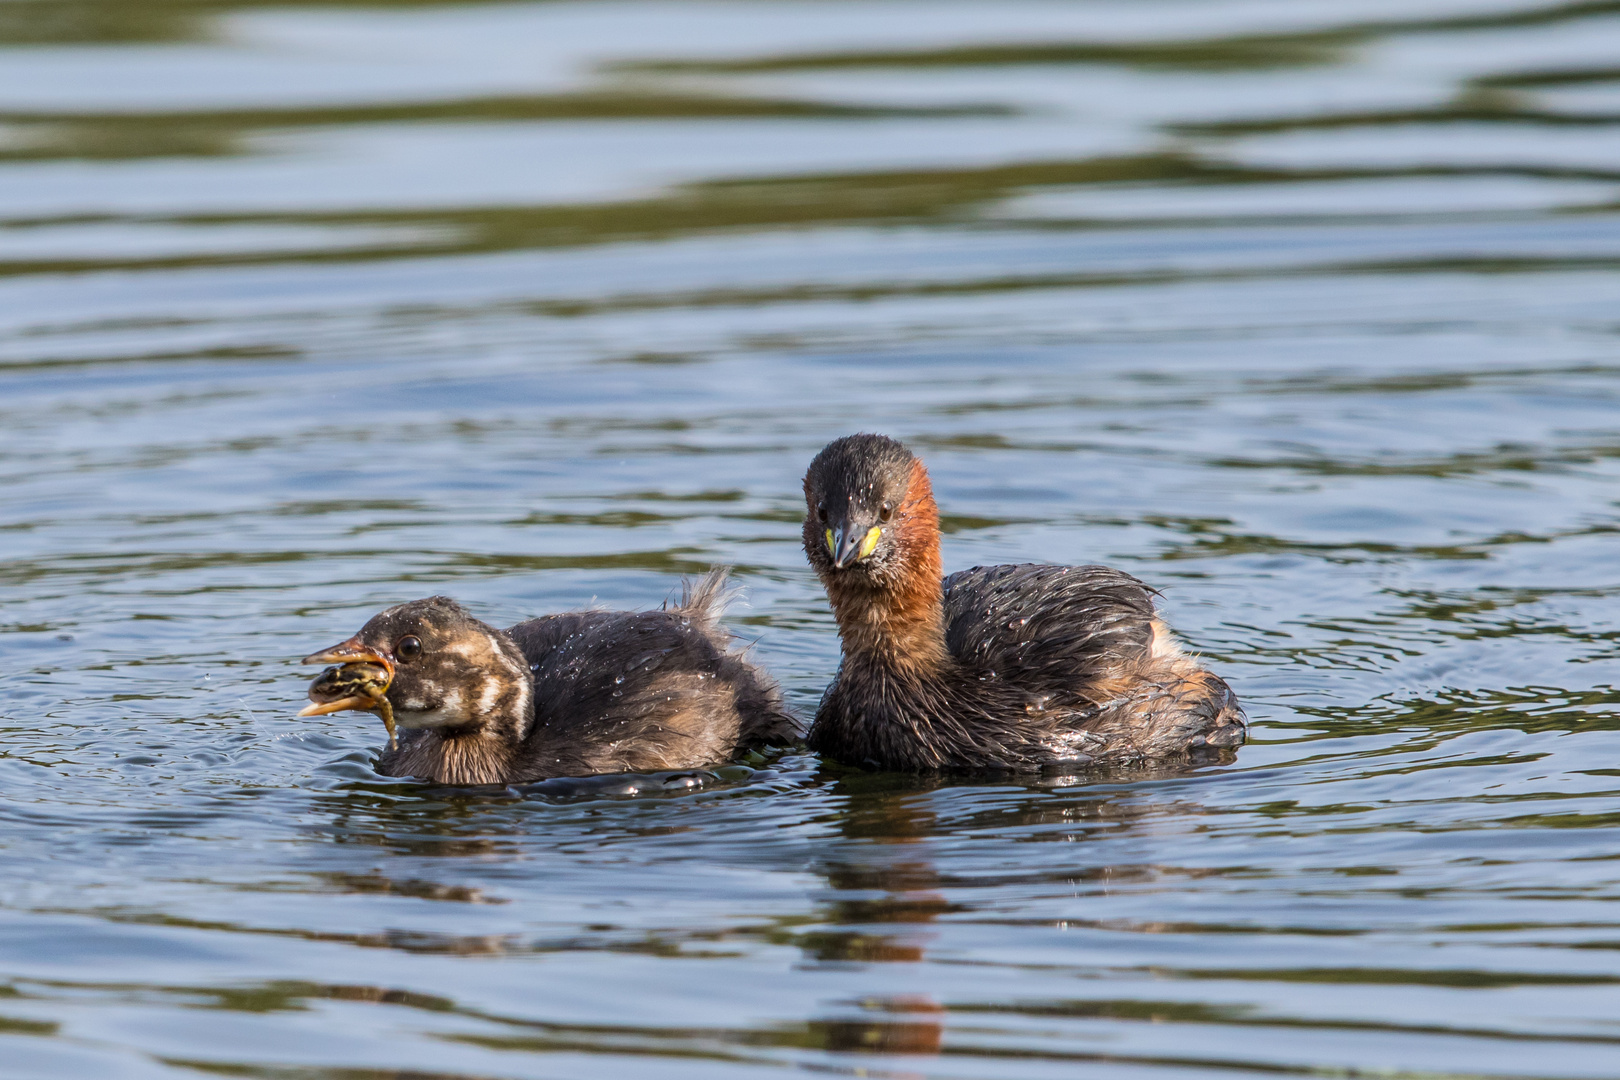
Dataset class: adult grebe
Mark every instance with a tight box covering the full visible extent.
[800,434,1244,771]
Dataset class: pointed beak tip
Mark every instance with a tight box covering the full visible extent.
[298,638,392,674]
[829,522,880,570]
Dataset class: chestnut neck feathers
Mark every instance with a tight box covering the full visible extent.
[803,435,949,674]
[823,461,948,672]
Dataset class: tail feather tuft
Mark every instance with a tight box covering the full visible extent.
[671,567,738,628]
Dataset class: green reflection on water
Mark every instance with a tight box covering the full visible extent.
[615,0,1620,75]
[0,95,1008,163]
[10,0,1620,50]
[8,152,1619,283]
[0,0,535,45]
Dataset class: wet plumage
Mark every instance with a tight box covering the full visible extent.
[801,433,1245,771]
[299,570,799,785]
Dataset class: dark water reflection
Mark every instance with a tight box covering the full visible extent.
[4,0,1620,1076]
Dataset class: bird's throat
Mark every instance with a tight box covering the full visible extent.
[827,533,949,676]
[393,725,519,786]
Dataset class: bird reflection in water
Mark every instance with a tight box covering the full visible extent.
[813,995,945,1057]
[797,763,1225,1060]
[800,773,953,965]
[793,774,951,1062]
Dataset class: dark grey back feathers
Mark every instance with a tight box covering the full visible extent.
[500,569,799,778]
[374,569,799,784]
[943,564,1155,684]
[810,562,1245,771]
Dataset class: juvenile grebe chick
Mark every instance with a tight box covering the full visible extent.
[801,434,1245,771]
[298,570,798,785]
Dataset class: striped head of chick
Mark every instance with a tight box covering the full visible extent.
[299,597,533,750]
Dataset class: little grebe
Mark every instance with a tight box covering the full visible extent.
[801,434,1245,771]
[298,570,798,784]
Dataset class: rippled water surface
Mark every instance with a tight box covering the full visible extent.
[4,1,1620,1076]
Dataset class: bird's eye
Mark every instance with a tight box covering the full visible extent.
[816,502,828,523]
[879,502,894,523]
[396,636,422,661]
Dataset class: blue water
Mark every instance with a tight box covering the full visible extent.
[3,1,1620,1076]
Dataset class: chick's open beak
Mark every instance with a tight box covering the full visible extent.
[296,638,399,749]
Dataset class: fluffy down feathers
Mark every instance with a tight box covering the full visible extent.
[379,570,800,784]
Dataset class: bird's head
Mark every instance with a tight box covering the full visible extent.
[801,433,939,593]
[299,597,533,747]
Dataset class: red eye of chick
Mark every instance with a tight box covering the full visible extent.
[879,503,893,523]
[396,636,422,661]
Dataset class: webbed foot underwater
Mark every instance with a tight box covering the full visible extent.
[297,569,799,785]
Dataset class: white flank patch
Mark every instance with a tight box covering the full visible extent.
[1149,620,1186,660]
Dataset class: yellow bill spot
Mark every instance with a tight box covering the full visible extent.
[857,526,882,561]
[825,528,836,557]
